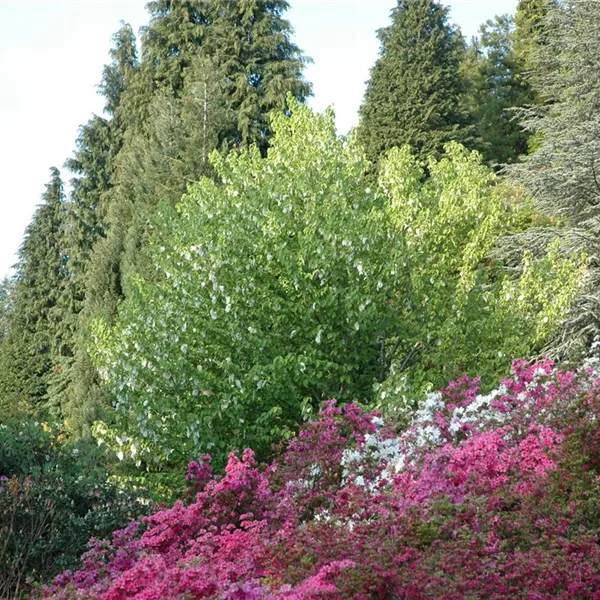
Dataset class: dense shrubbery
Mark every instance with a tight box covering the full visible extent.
[91,101,580,470]
[38,360,600,599]
[0,421,152,598]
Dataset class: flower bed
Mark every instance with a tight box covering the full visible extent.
[39,360,600,599]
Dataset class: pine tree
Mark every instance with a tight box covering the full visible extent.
[507,0,600,357]
[357,0,470,165]
[0,169,67,418]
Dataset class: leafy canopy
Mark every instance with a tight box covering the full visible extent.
[92,100,580,468]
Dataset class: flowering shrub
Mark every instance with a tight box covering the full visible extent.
[38,361,600,599]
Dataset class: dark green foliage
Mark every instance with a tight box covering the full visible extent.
[51,117,114,419]
[0,420,151,598]
[99,23,139,118]
[0,169,67,419]
[507,0,600,357]
[464,15,533,166]
[142,0,311,152]
[357,0,470,165]
[58,27,140,431]
[0,280,19,421]
[199,0,311,153]
[141,1,210,94]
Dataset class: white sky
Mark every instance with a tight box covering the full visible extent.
[0,0,518,279]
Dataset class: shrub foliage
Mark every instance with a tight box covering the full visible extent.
[0,421,151,598]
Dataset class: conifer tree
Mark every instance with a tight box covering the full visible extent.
[0,169,67,418]
[508,0,600,357]
[64,23,139,279]
[466,15,533,166]
[0,278,15,419]
[514,0,557,78]
[100,23,139,119]
[142,0,310,151]
[358,0,470,165]
[57,25,139,429]
[87,0,309,308]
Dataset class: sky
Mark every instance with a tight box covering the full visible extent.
[0,0,518,279]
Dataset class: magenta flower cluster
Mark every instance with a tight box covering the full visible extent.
[39,360,600,599]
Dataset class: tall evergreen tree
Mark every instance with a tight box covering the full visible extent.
[64,23,139,282]
[142,0,311,151]
[100,23,139,119]
[357,0,470,165]
[0,169,67,418]
[465,15,533,166]
[507,0,600,357]
[514,0,557,77]
[58,26,139,430]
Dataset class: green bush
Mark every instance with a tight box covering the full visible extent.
[0,420,152,598]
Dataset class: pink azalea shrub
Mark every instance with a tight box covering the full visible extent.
[38,360,600,599]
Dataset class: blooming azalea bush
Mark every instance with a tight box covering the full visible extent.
[38,360,600,599]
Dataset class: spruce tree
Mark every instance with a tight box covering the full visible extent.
[357,0,469,165]
[507,0,600,357]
